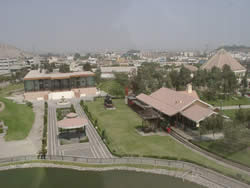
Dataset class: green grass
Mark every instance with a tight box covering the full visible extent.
[194,140,250,167]
[0,83,24,97]
[85,99,250,184]
[0,97,35,141]
[98,80,124,97]
[204,96,250,106]
[222,110,237,119]
[222,109,249,120]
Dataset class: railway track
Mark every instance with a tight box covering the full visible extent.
[170,129,250,174]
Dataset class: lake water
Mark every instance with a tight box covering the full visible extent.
[0,168,204,188]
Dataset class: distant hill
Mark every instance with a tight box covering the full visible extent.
[217,45,250,53]
[0,43,33,59]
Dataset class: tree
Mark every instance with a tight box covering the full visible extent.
[114,72,129,88]
[59,64,70,73]
[83,63,91,71]
[94,68,101,85]
[74,53,81,60]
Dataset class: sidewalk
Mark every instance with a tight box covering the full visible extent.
[216,105,250,110]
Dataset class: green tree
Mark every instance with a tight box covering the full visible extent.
[83,63,91,71]
[59,64,70,73]
[74,53,81,60]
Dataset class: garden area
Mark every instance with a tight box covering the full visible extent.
[0,97,34,141]
[84,98,250,184]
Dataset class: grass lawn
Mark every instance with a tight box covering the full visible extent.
[97,80,124,97]
[204,96,250,106]
[222,109,249,120]
[194,140,250,167]
[0,83,24,97]
[0,97,35,141]
[86,98,250,183]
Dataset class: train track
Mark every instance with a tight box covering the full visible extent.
[170,129,250,174]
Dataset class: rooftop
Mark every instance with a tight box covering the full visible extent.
[24,70,95,80]
[136,87,214,122]
[201,49,246,72]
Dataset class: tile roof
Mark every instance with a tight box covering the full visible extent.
[181,104,215,123]
[201,49,246,72]
[150,88,198,111]
[137,93,178,116]
[136,87,213,122]
[57,117,88,129]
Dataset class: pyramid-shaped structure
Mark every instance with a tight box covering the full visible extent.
[201,49,246,72]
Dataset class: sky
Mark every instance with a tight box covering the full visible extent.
[0,0,250,53]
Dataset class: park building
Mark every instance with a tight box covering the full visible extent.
[201,49,246,77]
[23,70,98,101]
[128,84,217,130]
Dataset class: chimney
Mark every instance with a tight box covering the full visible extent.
[187,84,192,94]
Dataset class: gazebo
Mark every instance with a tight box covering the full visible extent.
[58,113,88,131]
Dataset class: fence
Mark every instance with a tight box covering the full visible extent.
[0,155,248,188]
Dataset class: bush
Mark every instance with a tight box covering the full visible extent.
[26,101,33,108]
[79,136,89,143]
[0,128,3,134]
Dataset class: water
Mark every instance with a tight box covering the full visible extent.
[0,168,204,188]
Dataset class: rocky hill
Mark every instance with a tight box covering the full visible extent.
[0,43,33,59]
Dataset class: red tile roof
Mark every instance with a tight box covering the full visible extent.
[181,104,215,123]
[58,117,88,129]
[201,49,246,72]
[136,87,214,122]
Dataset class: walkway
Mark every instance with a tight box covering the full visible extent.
[72,99,113,158]
[0,101,44,158]
[47,102,59,156]
[217,105,250,110]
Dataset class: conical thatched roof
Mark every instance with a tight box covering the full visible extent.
[201,49,246,72]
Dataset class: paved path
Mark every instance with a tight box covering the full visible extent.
[217,105,250,110]
[47,100,107,158]
[47,102,59,156]
[72,99,113,158]
[0,101,44,158]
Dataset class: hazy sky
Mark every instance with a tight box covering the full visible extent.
[0,0,250,53]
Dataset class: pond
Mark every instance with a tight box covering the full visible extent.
[0,168,204,188]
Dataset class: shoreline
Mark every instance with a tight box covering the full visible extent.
[0,162,222,188]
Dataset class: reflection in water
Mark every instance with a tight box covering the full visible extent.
[0,168,205,188]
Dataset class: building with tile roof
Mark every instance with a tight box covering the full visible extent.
[201,49,246,77]
[130,84,216,128]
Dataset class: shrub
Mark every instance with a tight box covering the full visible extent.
[79,136,89,143]
[0,128,3,134]
[26,101,33,108]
